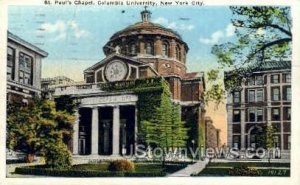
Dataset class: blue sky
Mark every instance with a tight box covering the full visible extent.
[8,6,235,81]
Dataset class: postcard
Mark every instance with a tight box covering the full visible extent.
[1,0,300,185]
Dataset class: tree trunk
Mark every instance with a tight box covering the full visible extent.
[26,153,34,163]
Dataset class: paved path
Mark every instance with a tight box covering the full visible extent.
[168,159,209,177]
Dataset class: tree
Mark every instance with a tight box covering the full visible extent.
[7,98,75,167]
[7,99,43,162]
[266,122,275,149]
[171,104,188,149]
[207,6,292,103]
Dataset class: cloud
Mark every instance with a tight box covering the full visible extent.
[153,17,195,31]
[225,24,235,37]
[39,20,90,41]
[199,23,236,45]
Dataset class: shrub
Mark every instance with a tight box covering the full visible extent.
[108,160,135,172]
[228,165,260,176]
[44,142,72,169]
[14,166,166,177]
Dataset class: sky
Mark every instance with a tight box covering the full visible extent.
[8,5,235,144]
[8,6,235,81]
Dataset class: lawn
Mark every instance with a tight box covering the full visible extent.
[193,162,290,177]
[14,162,188,177]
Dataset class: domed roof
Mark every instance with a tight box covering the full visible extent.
[110,21,183,41]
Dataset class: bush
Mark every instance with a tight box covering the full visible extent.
[108,160,135,172]
[228,165,260,176]
[44,142,72,169]
[14,166,166,177]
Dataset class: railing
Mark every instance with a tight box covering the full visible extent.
[54,77,164,96]
[54,83,103,96]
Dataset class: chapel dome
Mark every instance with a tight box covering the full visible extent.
[103,8,189,60]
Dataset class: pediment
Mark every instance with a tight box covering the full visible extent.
[84,53,143,73]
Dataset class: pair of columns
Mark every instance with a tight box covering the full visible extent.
[73,106,121,155]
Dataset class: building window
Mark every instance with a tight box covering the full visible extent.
[249,90,255,102]
[283,86,291,101]
[129,42,137,55]
[145,41,154,55]
[249,109,255,122]
[19,53,33,85]
[248,77,255,86]
[284,107,291,120]
[7,47,15,80]
[271,74,280,84]
[162,42,169,57]
[256,89,263,102]
[233,91,240,103]
[283,73,291,83]
[272,108,280,121]
[233,135,240,149]
[233,110,240,122]
[271,87,280,101]
[257,109,263,122]
[255,75,263,85]
[248,108,263,122]
[175,45,181,60]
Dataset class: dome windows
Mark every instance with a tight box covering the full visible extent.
[162,42,170,57]
[128,42,137,56]
[175,45,181,61]
[145,40,154,55]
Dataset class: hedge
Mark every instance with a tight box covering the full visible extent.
[15,166,167,177]
[194,167,290,177]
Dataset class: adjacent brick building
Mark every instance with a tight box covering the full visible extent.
[7,31,48,103]
[225,60,291,155]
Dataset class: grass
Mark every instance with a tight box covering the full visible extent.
[207,162,290,168]
[193,162,290,177]
[14,162,188,177]
[73,162,186,173]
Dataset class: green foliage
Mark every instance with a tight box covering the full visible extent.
[107,160,135,172]
[266,123,275,149]
[7,99,75,167]
[7,99,44,162]
[210,6,292,97]
[171,104,188,148]
[44,141,72,169]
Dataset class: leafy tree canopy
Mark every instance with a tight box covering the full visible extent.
[206,6,291,104]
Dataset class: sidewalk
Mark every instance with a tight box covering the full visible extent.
[168,159,209,177]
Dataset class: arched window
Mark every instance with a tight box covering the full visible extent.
[145,41,154,55]
[175,45,181,60]
[162,42,169,57]
[128,41,137,55]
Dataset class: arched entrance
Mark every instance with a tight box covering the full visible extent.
[248,125,265,149]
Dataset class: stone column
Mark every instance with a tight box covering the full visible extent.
[240,109,245,149]
[73,109,80,155]
[138,36,144,56]
[240,87,245,149]
[134,106,138,154]
[154,36,162,56]
[112,105,120,155]
[14,50,19,82]
[91,107,99,155]
[170,39,176,59]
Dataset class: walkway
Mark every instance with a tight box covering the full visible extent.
[168,159,209,177]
